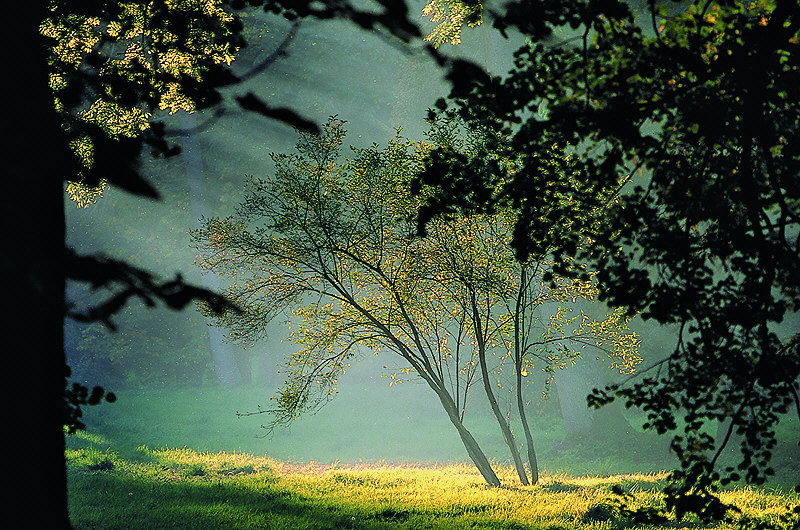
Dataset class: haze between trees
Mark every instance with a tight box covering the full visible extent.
[191,116,641,486]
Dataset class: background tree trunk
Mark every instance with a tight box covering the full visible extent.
[181,112,247,386]
[555,351,633,439]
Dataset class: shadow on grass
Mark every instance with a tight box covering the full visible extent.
[69,468,365,529]
[68,465,584,529]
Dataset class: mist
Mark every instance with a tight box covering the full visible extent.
[63,1,798,517]
[64,5,533,463]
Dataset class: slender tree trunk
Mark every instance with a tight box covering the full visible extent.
[372,323,500,486]
[433,385,501,486]
[478,348,529,484]
[471,293,529,485]
[403,352,500,486]
[516,368,539,485]
[514,266,539,484]
[180,112,244,386]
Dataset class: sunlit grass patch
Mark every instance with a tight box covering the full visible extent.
[66,446,119,471]
[719,486,800,529]
[67,444,799,529]
[65,428,111,446]
[131,446,276,480]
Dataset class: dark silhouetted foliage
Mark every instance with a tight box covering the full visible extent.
[414,0,800,522]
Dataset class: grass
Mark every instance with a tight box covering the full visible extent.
[66,382,799,528]
[67,434,798,529]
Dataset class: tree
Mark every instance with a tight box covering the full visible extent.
[66,306,217,390]
[413,0,800,520]
[191,116,639,486]
[421,208,640,485]
[192,117,504,485]
[9,1,424,526]
[17,3,249,521]
[420,114,641,485]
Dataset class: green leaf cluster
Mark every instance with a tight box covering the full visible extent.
[42,0,243,205]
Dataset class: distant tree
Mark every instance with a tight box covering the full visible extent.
[192,118,503,485]
[191,116,639,486]
[413,0,800,521]
[66,310,216,390]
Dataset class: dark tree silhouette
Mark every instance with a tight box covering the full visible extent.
[413,0,800,521]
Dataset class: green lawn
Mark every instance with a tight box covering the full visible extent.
[66,384,799,529]
[67,438,798,529]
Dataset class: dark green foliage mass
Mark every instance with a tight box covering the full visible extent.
[414,0,800,521]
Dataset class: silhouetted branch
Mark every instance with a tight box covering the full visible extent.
[161,20,304,138]
[235,93,320,133]
[65,248,239,331]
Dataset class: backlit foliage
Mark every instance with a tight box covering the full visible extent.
[41,0,241,206]
[422,0,483,47]
[192,117,640,485]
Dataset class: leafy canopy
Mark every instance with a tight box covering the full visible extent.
[41,0,242,206]
[192,116,640,487]
[413,0,800,521]
[422,0,483,48]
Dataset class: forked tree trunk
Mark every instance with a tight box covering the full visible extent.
[479,348,530,485]
[471,293,530,485]
[397,344,500,486]
[433,385,501,486]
